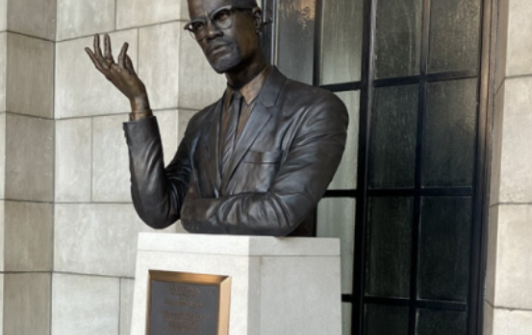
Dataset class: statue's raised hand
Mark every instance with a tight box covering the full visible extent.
[85,34,150,113]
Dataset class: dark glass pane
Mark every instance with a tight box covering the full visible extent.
[416,309,467,335]
[418,197,471,302]
[365,304,409,335]
[330,91,360,190]
[342,303,352,335]
[429,0,481,73]
[366,197,413,298]
[277,0,316,84]
[370,85,418,188]
[423,79,477,187]
[375,0,422,79]
[317,198,356,294]
[320,0,363,84]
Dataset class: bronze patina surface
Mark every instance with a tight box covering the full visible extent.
[85,0,348,236]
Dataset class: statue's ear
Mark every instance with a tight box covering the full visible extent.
[252,8,263,33]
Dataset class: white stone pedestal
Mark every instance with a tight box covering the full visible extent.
[131,233,341,335]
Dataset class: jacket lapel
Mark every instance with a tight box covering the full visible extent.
[204,98,223,196]
[221,103,272,189]
[220,67,287,190]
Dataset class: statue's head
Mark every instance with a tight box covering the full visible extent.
[186,0,263,74]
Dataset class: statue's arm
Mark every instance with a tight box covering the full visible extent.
[123,117,195,229]
[86,34,191,228]
[180,96,349,236]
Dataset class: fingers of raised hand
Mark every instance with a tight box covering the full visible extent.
[125,55,136,75]
[104,34,114,63]
[117,42,129,68]
[93,34,104,60]
[84,47,105,72]
[86,34,110,72]
[86,34,127,75]
[85,34,143,98]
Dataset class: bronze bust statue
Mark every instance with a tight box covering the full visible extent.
[85,0,348,236]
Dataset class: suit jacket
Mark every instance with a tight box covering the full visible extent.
[123,67,348,236]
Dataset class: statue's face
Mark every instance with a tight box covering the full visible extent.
[188,0,260,74]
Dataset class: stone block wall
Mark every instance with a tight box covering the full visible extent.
[0,0,5,330]
[1,1,55,334]
[0,0,226,334]
[485,0,532,334]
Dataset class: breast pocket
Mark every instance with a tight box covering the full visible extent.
[243,150,283,164]
[237,150,283,193]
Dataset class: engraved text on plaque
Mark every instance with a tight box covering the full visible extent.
[147,271,231,335]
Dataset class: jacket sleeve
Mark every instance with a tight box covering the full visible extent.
[123,116,195,229]
[181,96,348,236]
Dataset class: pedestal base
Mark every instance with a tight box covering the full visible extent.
[131,233,341,335]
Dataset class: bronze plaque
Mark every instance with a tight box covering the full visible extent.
[146,271,231,335]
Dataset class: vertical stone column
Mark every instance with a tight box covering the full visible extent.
[485,0,532,334]
[0,0,56,334]
[0,0,6,332]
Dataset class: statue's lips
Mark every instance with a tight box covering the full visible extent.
[207,43,230,56]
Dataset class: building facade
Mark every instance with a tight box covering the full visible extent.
[0,0,529,334]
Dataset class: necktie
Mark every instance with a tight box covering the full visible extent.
[221,91,242,177]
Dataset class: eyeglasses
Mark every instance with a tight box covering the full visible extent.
[184,5,255,41]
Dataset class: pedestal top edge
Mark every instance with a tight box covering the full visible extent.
[137,233,340,256]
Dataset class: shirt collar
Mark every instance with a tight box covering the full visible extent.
[226,66,271,105]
